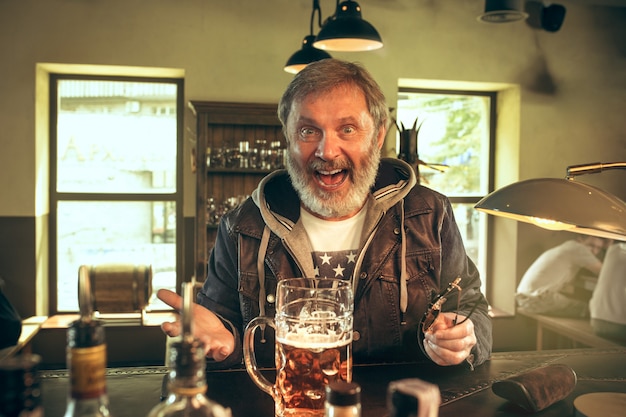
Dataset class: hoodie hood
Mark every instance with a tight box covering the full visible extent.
[251,158,418,315]
[251,157,417,237]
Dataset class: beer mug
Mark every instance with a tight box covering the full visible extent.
[244,278,354,417]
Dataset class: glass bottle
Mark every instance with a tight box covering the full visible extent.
[63,317,111,417]
[146,281,231,417]
[0,353,43,417]
[325,381,361,417]
[64,265,111,417]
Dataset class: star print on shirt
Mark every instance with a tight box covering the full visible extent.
[319,253,332,265]
[312,250,358,280]
[346,251,357,263]
[333,264,346,277]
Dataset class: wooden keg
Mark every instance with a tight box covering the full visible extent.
[80,264,153,313]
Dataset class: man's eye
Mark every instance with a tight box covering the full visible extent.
[342,126,356,135]
[299,127,320,141]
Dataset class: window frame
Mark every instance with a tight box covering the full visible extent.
[48,73,185,315]
[397,87,497,293]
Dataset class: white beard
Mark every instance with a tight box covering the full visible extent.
[286,143,380,219]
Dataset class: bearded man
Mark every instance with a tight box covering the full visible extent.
[158,59,492,370]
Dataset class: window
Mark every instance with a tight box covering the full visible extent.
[396,88,495,291]
[50,75,183,313]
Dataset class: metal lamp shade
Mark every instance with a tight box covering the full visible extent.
[478,0,528,23]
[284,35,332,74]
[313,1,383,52]
[475,178,626,241]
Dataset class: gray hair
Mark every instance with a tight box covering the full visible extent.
[278,58,389,138]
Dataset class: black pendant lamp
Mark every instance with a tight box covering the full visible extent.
[313,0,383,52]
[284,35,332,74]
[477,0,528,23]
[284,0,332,74]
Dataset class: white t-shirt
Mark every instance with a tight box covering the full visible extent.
[300,207,366,280]
[589,243,626,324]
[516,240,602,296]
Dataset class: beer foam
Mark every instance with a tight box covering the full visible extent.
[278,332,352,349]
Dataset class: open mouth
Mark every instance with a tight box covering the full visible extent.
[315,168,348,189]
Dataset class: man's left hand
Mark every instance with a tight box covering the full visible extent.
[423,312,476,366]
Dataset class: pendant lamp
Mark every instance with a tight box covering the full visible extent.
[284,35,332,74]
[313,0,383,52]
[478,0,528,23]
[474,162,626,241]
[284,0,332,74]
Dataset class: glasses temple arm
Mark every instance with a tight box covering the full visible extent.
[452,299,481,326]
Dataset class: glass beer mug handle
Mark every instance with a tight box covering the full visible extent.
[243,316,276,397]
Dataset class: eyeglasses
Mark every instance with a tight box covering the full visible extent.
[421,277,479,334]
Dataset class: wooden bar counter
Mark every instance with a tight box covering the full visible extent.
[41,348,626,417]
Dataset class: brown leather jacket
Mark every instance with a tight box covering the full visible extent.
[198,158,492,369]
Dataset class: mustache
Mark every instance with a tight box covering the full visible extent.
[308,158,353,172]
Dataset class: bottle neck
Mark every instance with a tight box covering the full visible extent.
[165,339,207,396]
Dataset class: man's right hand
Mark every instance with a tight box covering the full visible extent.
[157,288,235,362]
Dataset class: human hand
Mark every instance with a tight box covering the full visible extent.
[423,312,476,366]
[157,288,235,362]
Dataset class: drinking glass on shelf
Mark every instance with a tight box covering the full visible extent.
[238,141,250,169]
[224,143,238,169]
[208,146,225,169]
[207,195,250,225]
[206,197,217,225]
[250,139,267,169]
[270,141,285,169]
[206,147,215,168]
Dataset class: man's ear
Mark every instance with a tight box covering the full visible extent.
[376,125,387,149]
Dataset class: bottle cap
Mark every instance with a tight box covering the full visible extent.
[325,381,361,406]
[68,318,105,348]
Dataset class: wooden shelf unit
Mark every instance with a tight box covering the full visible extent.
[190,101,284,282]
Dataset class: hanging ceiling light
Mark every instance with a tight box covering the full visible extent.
[474,162,626,241]
[477,0,528,23]
[284,0,332,74]
[284,35,332,74]
[313,0,383,52]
